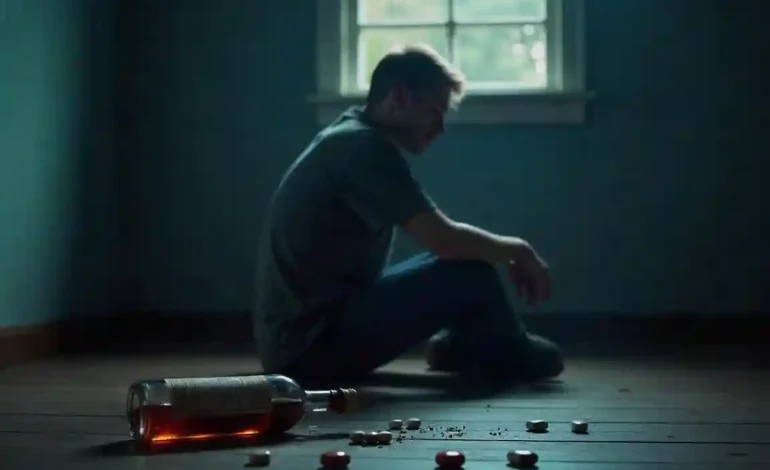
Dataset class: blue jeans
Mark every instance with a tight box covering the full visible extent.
[280,252,562,381]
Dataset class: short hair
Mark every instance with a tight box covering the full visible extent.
[366,43,466,107]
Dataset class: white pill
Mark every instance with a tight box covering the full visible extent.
[349,430,365,444]
[376,430,393,444]
[406,417,421,430]
[364,431,379,444]
[525,420,548,432]
[507,450,538,468]
[388,419,403,430]
[247,450,271,467]
[571,420,589,433]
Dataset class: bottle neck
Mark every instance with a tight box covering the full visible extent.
[305,389,347,414]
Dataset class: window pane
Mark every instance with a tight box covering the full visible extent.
[356,27,449,90]
[358,0,449,24]
[454,25,547,89]
[452,0,546,22]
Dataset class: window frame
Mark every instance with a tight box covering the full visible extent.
[309,0,593,126]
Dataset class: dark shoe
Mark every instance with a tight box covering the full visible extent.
[426,330,564,381]
[516,333,565,380]
[425,329,460,372]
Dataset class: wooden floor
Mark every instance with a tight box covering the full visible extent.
[1,353,768,469]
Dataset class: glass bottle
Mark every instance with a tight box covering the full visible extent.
[125,374,358,444]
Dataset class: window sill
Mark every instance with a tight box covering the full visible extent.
[306,90,595,126]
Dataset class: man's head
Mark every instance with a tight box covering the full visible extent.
[365,44,466,154]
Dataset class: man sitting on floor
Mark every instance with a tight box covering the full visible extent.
[253,43,563,384]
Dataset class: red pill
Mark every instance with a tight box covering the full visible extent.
[320,450,351,469]
[435,450,466,468]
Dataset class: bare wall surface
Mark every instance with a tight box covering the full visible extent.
[0,0,118,327]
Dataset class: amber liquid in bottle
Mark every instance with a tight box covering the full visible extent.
[127,375,356,445]
[131,398,306,443]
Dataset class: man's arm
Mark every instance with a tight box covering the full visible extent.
[333,133,535,266]
[401,209,535,265]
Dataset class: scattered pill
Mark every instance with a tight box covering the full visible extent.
[247,450,271,467]
[388,419,403,430]
[571,420,589,434]
[525,419,548,432]
[507,450,538,468]
[406,417,422,430]
[435,450,465,468]
[320,450,351,469]
[349,430,365,444]
[376,430,393,444]
[363,431,379,445]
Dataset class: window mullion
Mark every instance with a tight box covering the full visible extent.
[344,0,359,94]
[545,0,562,90]
[447,0,456,63]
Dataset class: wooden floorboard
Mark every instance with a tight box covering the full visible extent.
[0,354,768,469]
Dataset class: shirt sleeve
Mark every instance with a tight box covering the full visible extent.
[336,135,436,230]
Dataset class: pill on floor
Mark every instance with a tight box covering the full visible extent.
[349,430,365,444]
[320,450,351,469]
[525,419,548,432]
[435,450,465,468]
[363,431,379,445]
[571,420,589,433]
[406,417,422,430]
[388,419,403,430]
[247,450,271,467]
[376,430,393,444]
[507,450,538,468]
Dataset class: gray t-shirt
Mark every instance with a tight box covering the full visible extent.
[253,107,436,371]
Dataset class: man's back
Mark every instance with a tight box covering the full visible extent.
[253,107,434,372]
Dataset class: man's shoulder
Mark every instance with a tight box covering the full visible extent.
[316,108,397,157]
[319,119,380,153]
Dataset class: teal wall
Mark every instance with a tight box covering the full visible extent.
[0,0,118,327]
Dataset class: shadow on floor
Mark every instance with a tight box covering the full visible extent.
[293,366,568,401]
[85,430,350,457]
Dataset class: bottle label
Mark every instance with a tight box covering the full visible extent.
[165,376,273,417]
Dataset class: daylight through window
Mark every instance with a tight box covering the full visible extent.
[352,0,552,93]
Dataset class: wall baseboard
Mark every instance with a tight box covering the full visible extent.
[2,311,767,368]
[0,317,116,368]
[107,310,770,360]
[0,323,61,368]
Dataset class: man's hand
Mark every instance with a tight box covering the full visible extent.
[507,249,551,306]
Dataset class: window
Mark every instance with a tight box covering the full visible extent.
[311,0,591,125]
